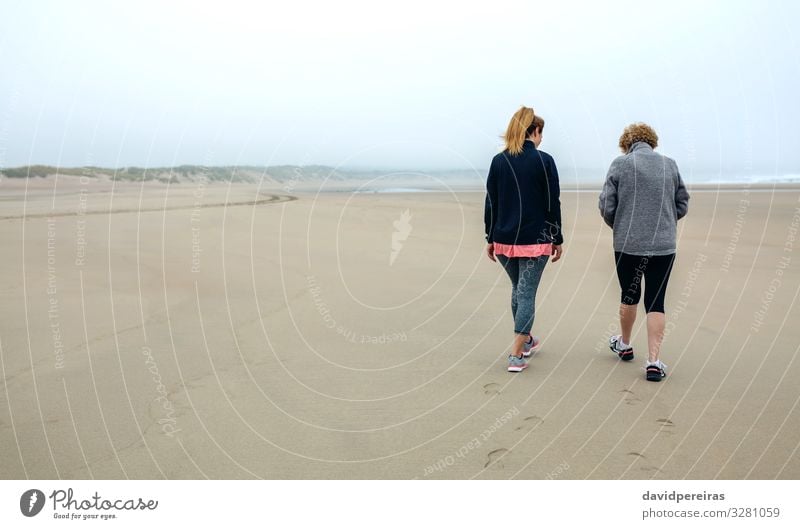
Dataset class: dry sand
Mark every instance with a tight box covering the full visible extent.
[1,177,799,479]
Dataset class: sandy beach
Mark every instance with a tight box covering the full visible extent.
[0,178,798,480]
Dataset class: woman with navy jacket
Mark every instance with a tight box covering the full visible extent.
[484,106,564,373]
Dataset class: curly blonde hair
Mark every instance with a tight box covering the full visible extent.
[618,122,658,153]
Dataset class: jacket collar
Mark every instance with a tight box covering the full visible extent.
[628,141,653,154]
[524,139,538,150]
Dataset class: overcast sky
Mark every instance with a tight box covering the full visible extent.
[1,0,798,179]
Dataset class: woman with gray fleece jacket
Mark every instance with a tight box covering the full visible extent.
[599,122,690,382]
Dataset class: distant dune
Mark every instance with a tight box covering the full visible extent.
[0,164,351,184]
[0,164,483,186]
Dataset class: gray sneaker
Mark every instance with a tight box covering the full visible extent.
[507,355,528,373]
[522,335,541,358]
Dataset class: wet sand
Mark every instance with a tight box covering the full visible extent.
[1,178,799,479]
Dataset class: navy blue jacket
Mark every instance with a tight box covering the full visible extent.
[484,140,564,245]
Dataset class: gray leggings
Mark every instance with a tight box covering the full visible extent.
[497,255,549,335]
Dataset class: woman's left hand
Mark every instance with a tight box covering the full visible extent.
[551,244,563,262]
[486,243,496,262]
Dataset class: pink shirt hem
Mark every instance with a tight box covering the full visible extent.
[493,242,553,258]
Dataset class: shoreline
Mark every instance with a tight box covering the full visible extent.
[3,174,800,195]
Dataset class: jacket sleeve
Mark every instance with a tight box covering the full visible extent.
[484,158,498,243]
[674,164,690,220]
[599,159,621,228]
[545,156,564,245]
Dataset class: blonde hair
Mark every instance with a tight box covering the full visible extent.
[532,115,545,134]
[503,106,540,155]
[619,122,658,153]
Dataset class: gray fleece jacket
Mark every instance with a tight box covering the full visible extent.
[599,142,690,255]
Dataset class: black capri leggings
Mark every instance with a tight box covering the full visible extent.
[615,252,675,313]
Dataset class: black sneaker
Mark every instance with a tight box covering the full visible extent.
[645,360,668,382]
[609,335,634,361]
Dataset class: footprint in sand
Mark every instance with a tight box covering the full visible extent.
[656,418,675,434]
[484,448,508,469]
[619,389,640,405]
[627,451,646,459]
[483,383,501,395]
[514,415,544,431]
[640,465,663,474]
